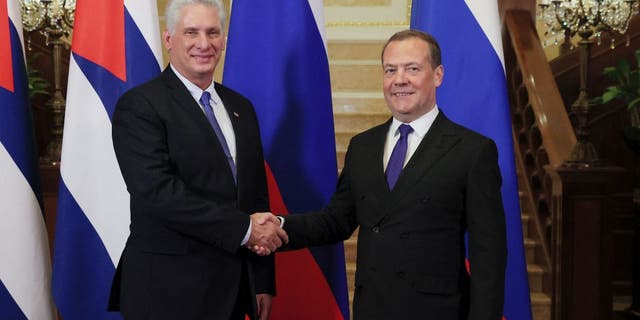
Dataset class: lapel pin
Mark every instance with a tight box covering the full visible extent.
[233,112,240,118]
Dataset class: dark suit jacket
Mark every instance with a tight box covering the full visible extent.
[284,112,507,320]
[109,67,273,320]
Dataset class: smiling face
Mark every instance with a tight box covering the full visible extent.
[164,3,225,89]
[382,37,444,123]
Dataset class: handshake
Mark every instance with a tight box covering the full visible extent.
[247,212,288,256]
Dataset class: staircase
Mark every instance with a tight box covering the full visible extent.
[519,186,552,320]
[328,39,390,318]
[327,39,552,319]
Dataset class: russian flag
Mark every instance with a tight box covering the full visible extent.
[0,1,56,319]
[223,1,349,319]
[411,1,532,319]
[51,1,162,319]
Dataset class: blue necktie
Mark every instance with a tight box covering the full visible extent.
[386,124,413,190]
[199,91,237,182]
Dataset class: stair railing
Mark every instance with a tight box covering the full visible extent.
[503,8,577,291]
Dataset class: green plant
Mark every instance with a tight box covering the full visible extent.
[25,53,50,99]
[597,49,640,111]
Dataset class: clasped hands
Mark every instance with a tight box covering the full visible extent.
[247,212,287,256]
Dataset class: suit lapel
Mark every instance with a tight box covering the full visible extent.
[347,120,394,225]
[161,68,237,183]
[364,120,394,208]
[161,68,219,140]
[387,112,461,208]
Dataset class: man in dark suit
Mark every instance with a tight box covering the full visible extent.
[255,30,507,320]
[109,0,287,319]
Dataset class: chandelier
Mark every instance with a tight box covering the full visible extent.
[21,0,75,43]
[20,0,76,164]
[538,0,639,167]
[539,0,639,48]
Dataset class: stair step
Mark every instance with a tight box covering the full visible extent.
[346,262,357,293]
[335,132,356,150]
[530,292,552,320]
[333,92,389,114]
[328,40,386,61]
[521,213,531,238]
[524,237,537,264]
[337,150,346,170]
[334,112,390,132]
[527,264,546,293]
[330,60,382,92]
[344,238,358,263]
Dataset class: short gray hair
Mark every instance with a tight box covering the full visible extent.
[165,0,226,35]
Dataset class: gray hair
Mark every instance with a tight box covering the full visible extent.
[165,0,226,35]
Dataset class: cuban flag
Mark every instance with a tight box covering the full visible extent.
[411,1,532,319]
[51,1,162,319]
[223,1,349,319]
[0,1,56,319]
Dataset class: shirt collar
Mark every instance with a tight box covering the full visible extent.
[170,64,222,106]
[389,105,440,139]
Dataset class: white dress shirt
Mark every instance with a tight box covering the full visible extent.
[383,106,440,171]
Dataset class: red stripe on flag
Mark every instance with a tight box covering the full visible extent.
[71,0,126,81]
[265,162,289,216]
[465,258,470,274]
[0,2,14,92]
[264,163,344,320]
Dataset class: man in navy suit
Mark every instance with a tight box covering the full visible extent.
[109,1,287,319]
[254,30,507,320]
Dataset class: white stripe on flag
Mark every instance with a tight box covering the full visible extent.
[464,0,505,71]
[124,0,163,67]
[6,0,24,53]
[61,57,130,265]
[0,144,55,320]
[307,0,328,52]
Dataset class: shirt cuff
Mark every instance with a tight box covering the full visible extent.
[240,220,252,246]
[277,216,285,228]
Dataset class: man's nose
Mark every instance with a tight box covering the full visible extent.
[195,33,208,48]
[393,70,408,85]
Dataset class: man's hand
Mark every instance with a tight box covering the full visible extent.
[247,212,288,255]
[256,293,273,320]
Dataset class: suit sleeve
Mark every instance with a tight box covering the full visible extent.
[283,144,359,249]
[112,90,249,254]
[466,139,507,320]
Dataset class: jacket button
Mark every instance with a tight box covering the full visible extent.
[372,226,380,233]
[397,271,405,278]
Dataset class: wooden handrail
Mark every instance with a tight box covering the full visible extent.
[502,9,579,290]
[505,10,576,168]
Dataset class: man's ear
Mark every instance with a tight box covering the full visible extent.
[434,65,444,87]
[163,30,172,51]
